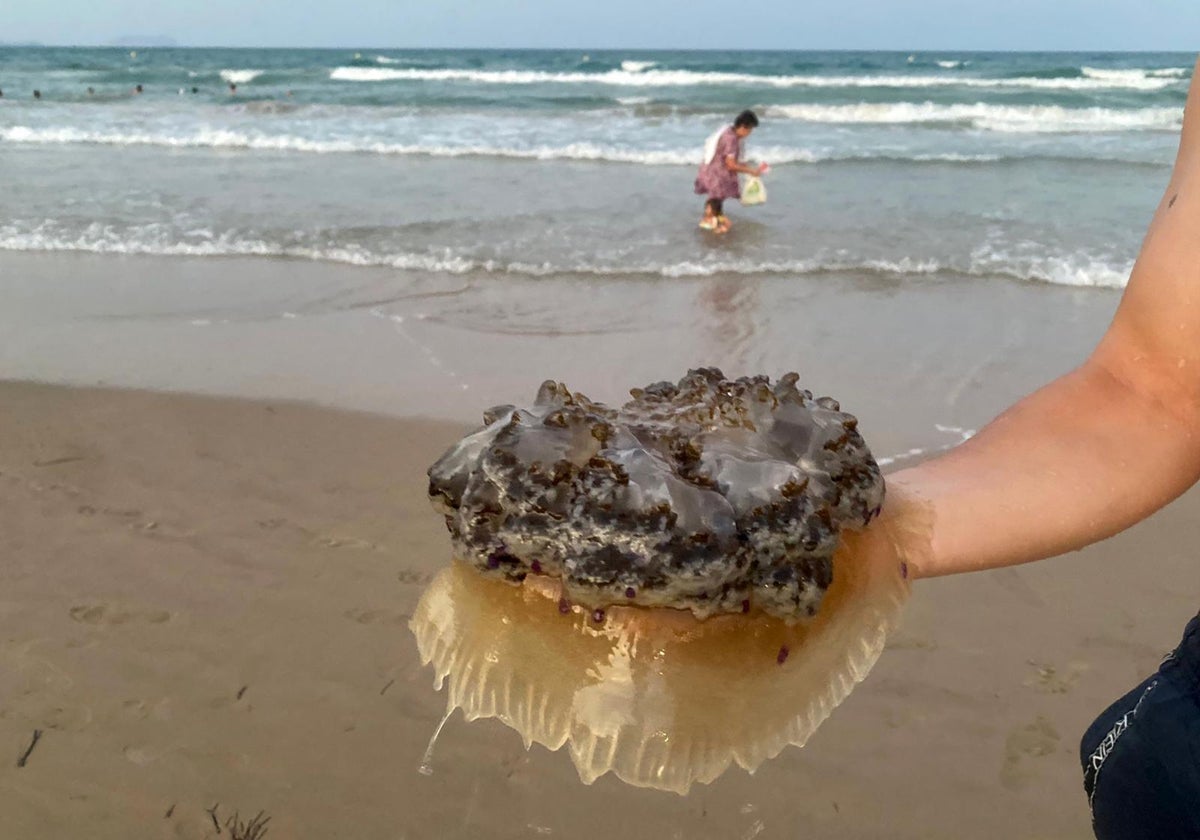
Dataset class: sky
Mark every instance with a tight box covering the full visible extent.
[3,0,1200,51]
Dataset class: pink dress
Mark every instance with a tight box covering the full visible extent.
[694,127,743,201]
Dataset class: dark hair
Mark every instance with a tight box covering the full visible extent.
[734,109,759,129]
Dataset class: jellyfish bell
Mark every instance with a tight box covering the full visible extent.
[412,369,915,794]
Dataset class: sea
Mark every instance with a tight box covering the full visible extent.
[0,47,1191,290]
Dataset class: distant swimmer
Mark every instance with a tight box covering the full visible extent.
[87,86,95,95]
[191,86,199,94]
[33,89,41,100]
[134,84,143,94]
[694,110,767,235]
[228,82,237,95]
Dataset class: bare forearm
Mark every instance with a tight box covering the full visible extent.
[724,156,759,176]
[888,359,1200,577]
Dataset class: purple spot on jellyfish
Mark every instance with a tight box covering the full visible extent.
[592,608,606,624]
[558,597,571,614]
[531,560,543,575]
[900,561,908,580]
[777,645,790,665]
[625,587,636,599]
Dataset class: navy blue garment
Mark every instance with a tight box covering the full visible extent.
[1080,612,1200,839]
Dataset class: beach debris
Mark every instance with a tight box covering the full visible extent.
[428,368,883,621]
[206,803,222,833]
[226,810,271,840]
[16,729,42,768]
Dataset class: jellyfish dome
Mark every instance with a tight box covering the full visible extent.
[412,369,910,794]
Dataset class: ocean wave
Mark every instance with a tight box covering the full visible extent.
[1082,66,1190,83]
[328,65,1182,91]
[0,126,727,163]
[968,247,1130,288]
[0,126,1167,168]
[0,223,1132,288]
[620,60,657,73]
[766,102,1182,133]
[936,60,966,69]
[219,69,263,84]
[375,55,402,65]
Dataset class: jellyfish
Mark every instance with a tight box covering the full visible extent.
[412,368,913,794]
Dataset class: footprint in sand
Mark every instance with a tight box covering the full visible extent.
[884,630,937,651]
[343,608,411,626]
[1024,660,1090,694]
[318,535,376,550]
[397,568,433,585]
[69,604,172,625]
[1000,715,1060,790]
[122,698,173,721]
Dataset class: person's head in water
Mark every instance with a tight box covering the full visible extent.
[228,82,237,94]
[134,84,143,94]
[33,89,41,100]
[733,109,759,138]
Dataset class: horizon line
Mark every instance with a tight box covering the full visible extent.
[2,43,1196,54]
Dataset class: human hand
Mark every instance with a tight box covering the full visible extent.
[839,482,934,585]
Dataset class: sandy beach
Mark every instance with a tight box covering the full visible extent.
[2,250,1198,838]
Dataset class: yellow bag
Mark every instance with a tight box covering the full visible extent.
[741,176,767,206]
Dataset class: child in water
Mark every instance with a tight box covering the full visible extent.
[694,110,768,234]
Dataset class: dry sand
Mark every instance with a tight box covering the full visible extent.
[1,380,1197,839]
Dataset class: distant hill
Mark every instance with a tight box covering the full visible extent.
[108,35,179,47]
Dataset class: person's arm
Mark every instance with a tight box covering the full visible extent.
[890,55,1200,578]
[724,154,766,177]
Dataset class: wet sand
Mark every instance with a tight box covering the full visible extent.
[2,250,1195,837]
[2,378,1197,839]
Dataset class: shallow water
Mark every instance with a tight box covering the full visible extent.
[0,47,1186,289]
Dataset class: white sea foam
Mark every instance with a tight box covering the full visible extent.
[0,125,820,165]
[766,102,1182,133]
[967,247,1131,288]
[1082,66,1190,83]
[620,60,657,73]
[219,69,263,84]
[329,65,1182,91]
[375,55,402,64]
[0,222,1134,289]
[936,60,964,69]
[0,126,1162,167]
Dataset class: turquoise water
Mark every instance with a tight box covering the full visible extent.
[0,47,1192,287]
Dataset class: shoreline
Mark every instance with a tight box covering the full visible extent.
[0,249,1120,442]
